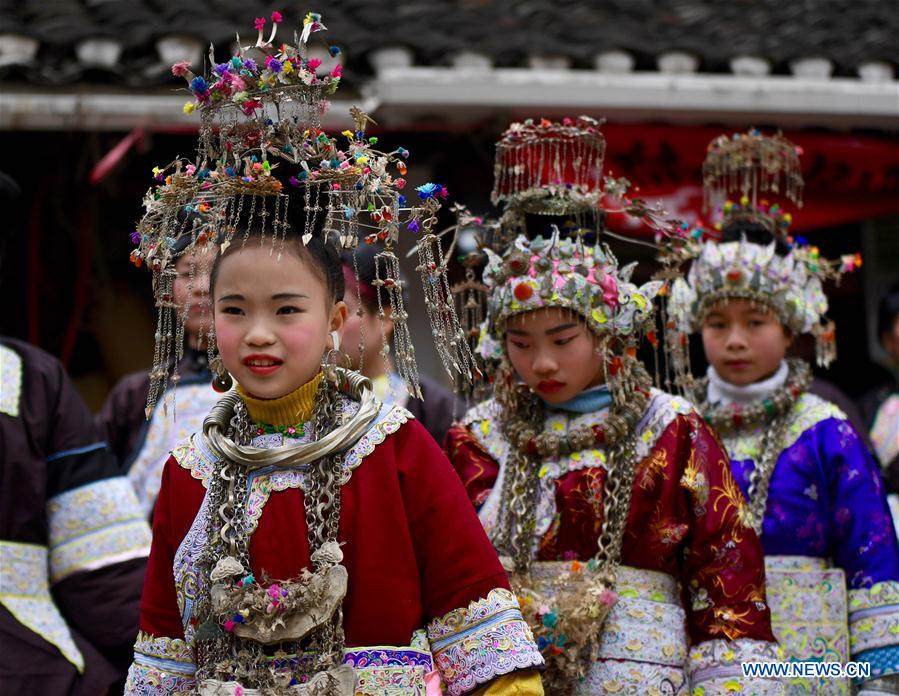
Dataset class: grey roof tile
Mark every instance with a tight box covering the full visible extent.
[0,0,894,86]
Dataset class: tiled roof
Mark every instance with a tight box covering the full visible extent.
[0,1,895,87]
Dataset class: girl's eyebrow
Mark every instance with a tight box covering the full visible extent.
[507,322,578,337]
[272,292,309,300]
[545,323,577,335]
[217,294,244,302]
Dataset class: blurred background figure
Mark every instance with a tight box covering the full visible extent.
[860,283,899,530]
[96,234,219,517]
[341,244,461,444]
[0,171,151,693]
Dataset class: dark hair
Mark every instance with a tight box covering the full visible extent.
[878,282,899,340]
[523,210,603,244]
[210,231,344,303]
[208,189,344,303]
[721,219,790,256]
[0,171,22,263]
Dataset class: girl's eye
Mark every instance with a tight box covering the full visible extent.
[749,319,764,327]
[220,306,243,315]
[554,336,575,346]
[707,322,725,330]
[276,306,302,315]
[509,341,530,350]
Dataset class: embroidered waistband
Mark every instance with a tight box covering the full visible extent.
[765,554,831,572]
[528,562,687,667]
[530,562,680,604]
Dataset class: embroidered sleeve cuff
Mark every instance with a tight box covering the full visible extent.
[0,541,84,672]
[125,632,196,695]
[47,477,152,583]
[849,581,899,682]
[687,638,784,695]
[428,588,544,696]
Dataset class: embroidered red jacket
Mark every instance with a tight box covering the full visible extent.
[445,391,777,646]
[131,405,543,696]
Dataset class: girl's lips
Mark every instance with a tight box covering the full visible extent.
[243,355,283,376]
[537,380,566,394]
[245,364,281,376]
[725,360,751,370]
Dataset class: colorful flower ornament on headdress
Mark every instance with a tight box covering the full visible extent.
[478,232,662,361]
[665,130,861,369]
[446,116,676,382]
[132,11,468,414]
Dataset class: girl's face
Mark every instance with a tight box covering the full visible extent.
[505,307,605,404]
[214,244,346,399]
[701,299,791,386]
[340,284,388,373]
[173,252,213,345]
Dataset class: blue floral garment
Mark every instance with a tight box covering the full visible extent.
[724,392,899,683]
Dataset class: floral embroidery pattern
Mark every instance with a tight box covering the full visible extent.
[681,449,710,515]
[125,631,196,695]
[709,470,752,533]
[687,638,783,694]
[848,581,899,656]
[173,495,210,646]
[0,343,22,417]
[639,447,670,492]
[534,561,689,666]
[766,560,850,693]
[427,587,543,696]
[46,477,151,583]
[0,541,84,672]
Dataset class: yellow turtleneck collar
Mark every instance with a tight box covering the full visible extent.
[236,372,323,426]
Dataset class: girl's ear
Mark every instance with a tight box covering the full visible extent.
[783,326,795,348]
[330,300,348,336]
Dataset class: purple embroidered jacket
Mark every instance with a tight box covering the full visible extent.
[721,390,899,683]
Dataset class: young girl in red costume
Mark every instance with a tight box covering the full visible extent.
[124,12,542,696]
[445,117,783,694]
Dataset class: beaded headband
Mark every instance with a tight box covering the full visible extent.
[667,236,846,335]
[441,117,677,395]
[476,232,662,363]
[131,11,473,414]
